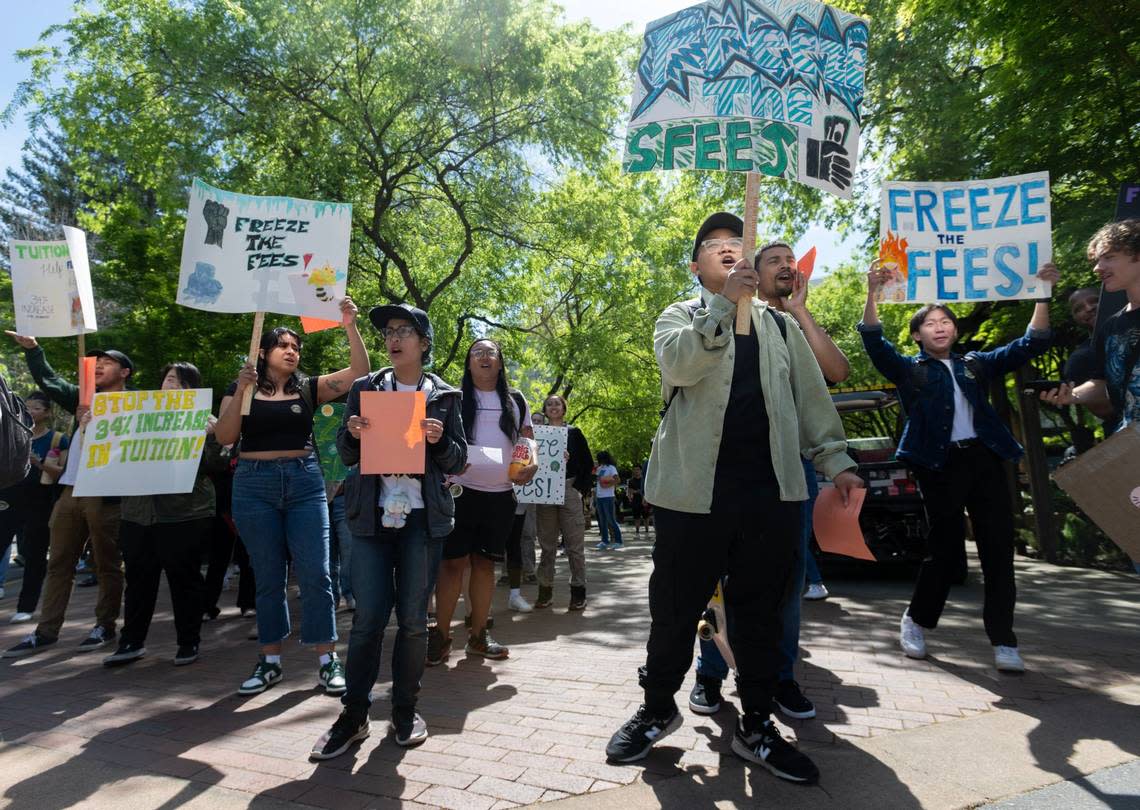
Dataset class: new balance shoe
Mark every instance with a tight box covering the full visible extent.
[238,655,283,695]
[688,675,723,715]
[606,705,682,763]
[425,626,451,667]
[994,645,1025,673]
[103,641,146,667]
[508,593,533,612]
[393,710,428,747]
[310,710,370,761]
[731,714,819,784]
[319,653,346,695]
[3,631,57,659]
[77,625,115,652]
[466,628,509,660]
[173,644,199,666]
[773,680,816,720]
[804,583,829,601]
[899,610,927,659]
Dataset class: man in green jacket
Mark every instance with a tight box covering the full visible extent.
[3,331,131,658]
[605,213,863,785]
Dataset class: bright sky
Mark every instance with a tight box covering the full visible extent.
[1,0,862,273]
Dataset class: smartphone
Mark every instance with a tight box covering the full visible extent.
[1022,379,1064,394]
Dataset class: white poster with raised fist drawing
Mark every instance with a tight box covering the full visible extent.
[514,425,568,505]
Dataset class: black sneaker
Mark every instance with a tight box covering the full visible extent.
[392,710,428,747]
[688,675,723,715]
[3,631,57,659]
[465,628,509,660]
[310,710,370,761]
[103,641,146,667]
[77,626,116,652]
[533,585,553,609]
[568,586,587,611]
[173,644,199,666]
[773,680,816,720]
[731,714,819,784]
[605,704,682,763]
[425,625,452,667]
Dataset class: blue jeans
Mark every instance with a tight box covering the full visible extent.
[596,497,622,546]
[329,493,353,602]
[343,510,443,714]
[697,458,819,682]
[232,456,336,646]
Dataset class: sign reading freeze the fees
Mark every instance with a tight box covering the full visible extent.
[622,0,869,198]
[73,389,213,497]
[876,172,1053,303]
[9,226,97,337]
[514,426,567,505]
[178,178,352,318]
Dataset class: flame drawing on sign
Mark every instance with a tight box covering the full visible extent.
[878,230,909,277]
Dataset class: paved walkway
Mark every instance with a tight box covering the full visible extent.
[0,527,1137,809]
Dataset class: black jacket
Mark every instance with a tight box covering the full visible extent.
[565,424,593,495]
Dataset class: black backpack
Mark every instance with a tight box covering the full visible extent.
[0,372,34,488]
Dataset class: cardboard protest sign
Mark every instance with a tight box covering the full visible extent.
[73,389,213,497]
[622,0,869,198]
[358,391,426,475]
[9,226,97,337]
[876,172,1053,303]
[515,425,568,505]
[314,402,350,483]
[178,178,351,317]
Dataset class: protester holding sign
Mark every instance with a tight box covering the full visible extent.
[311,303,466,760]
[102,362,224,668]
[428,339,535,666]
[859,259,1059,673]
[214,297,368,696]
[3,334,132,659]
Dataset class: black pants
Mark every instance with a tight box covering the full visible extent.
[641,486,799,718]
[119,518,210,647]
[203,513,235,613]
[16,486,55,614]
[908,444,1017,646]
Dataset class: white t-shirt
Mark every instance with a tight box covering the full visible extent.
[378,376,435,510]
[59,430,82,487]
[939,359,977,441]
[452,388,531,493]
[596,464,618,498]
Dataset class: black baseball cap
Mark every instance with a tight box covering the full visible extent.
[692,212,744,261]
[86,349,134,377]
[369,303,434,343]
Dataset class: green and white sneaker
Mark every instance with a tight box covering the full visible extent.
[319,652,346,695]
[238,655,283,695]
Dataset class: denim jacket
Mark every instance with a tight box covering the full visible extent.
[857,323,1052,470]
[337,369,467,539]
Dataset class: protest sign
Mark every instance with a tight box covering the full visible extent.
[515,425,568,505]
[178,178,352,318]
[622,0,869,199]
[9,226,97,337]
[813,486,873,561]
[73,388,213,497]
[358,391,426,475]
[876,172,1053,303]
[314,402,350,483]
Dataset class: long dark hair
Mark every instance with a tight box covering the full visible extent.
[159,361,202,390]
[256,327,304,396]
[596,450,616,468]
[460,339,519,444]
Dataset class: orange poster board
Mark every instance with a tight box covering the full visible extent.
[797,246,817,281]
[79,357,97,408]
[359,390,426,475]
[812,487,873,561]
[300,316,340,333]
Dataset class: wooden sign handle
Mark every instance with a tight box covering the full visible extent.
[240,311,265,416]
[735,171,762,335]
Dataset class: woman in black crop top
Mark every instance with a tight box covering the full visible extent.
[215,297,370,697]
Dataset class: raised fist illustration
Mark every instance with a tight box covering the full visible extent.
[203,200,229,247]
[805,115,853,191]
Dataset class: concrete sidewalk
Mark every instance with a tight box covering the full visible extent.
[0,528,1137,809]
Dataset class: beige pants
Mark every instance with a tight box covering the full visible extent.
[536,479,586,588]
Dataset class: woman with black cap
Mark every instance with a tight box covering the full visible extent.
[311,303,466,760]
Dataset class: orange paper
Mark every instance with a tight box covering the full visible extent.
[359,390,426,475]
[812,487,873,561]
[797,246,817,281]
[79,357,97,408]
[300,316,341,333]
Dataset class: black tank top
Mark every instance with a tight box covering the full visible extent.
[224,376,319,452]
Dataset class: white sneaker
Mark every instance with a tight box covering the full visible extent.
[899,611,927,659]
[804,583,829,601]
[9,612,33,624]
[994,645,1025,673]
[508,593,533,613]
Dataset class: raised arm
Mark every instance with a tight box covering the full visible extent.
[5,332,80,414]
[784,271,850,384]
[316,297,371,404]
[857,262,912,383]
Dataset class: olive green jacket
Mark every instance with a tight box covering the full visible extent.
[645,292,856,513]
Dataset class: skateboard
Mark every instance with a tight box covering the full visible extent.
[696,580,736,671]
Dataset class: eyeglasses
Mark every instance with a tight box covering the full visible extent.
[381,325,418,339]
[701,237,744,253]
[470,348,500,360]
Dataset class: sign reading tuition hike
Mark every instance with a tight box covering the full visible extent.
[514,425,568,505]
[73,389,213,497]
[9,226,97,337]
[622,0,869,198]
[876,172,1054,303]
[178,178,352,317]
